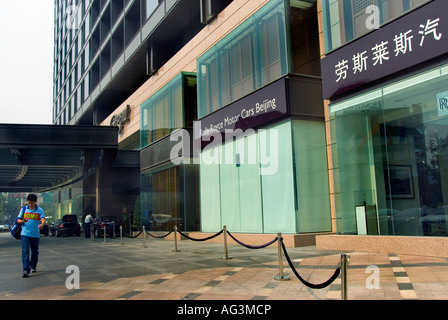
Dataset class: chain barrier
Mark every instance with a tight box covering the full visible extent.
[128,230,143,239]
[280,238,341,289]
[120,225,347,297]
[177,229,224,242]
[144,228,174,239]
[227,231,278,249]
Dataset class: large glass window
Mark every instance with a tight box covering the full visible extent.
[330,63,448,236]
[292,120,332,233]
[141,166,181,231]
[200,120,331,234]
[140,164,199,232]
[197,0,289,119]
[197,0,320,119]
[144,0,161,20]
[321,0,430,53]
[140,73,196,148]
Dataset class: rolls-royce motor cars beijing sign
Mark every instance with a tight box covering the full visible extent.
[197,78,288,146]
[321,0,448,100]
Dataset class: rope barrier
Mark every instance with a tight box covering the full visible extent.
[280,239,341,289]
[128,230,143,239]
[227,231,278,249]
[144,228,174,239]
[177,229,224,242]
[123,225,345,295]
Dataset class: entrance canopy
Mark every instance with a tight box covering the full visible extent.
[0,124,119,192]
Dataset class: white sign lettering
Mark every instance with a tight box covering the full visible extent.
[334,17,443,84]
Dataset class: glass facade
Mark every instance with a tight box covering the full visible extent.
[140,72,199,231]
[140,164,199,232]
[196,0,327,234]
[321,0,430,53]
[197,0,290,119]
[141,72,197,148]
[330,63,448,236]
[197,0,320,119]
[200,120,331,234]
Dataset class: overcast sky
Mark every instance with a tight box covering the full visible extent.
[0,1,54,125]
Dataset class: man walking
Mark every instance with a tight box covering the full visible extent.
[17,194,46,278]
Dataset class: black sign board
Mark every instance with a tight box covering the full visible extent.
[196,78,288,146]
[321,0,448,100]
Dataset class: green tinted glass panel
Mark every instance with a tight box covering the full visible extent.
[292,120,332,233]
[197,0,288,119]
[330,64,448,236]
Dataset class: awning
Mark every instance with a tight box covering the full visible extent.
[0,124,119,192]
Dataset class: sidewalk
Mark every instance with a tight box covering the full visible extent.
[1,233,447,300]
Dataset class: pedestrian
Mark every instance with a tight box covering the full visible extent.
[17,194,46,278]
[84,212,93,238]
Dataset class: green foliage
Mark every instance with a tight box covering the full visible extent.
[132,195,141,230]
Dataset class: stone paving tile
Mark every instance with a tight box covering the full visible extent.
[2,234,448,301]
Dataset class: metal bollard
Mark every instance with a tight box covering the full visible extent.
[341,254,349,300]
[172,225,181,253]
[142,226,147,248]
[90,223,94,242]
[274,233,289,281]
[222,225,232,260]
[103,225,107,244]
[119,225,123,245]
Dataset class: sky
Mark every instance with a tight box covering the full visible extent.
[0,1,54,125]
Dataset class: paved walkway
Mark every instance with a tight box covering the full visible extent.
[1,232,448,301]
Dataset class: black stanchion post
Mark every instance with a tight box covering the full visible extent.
[103,226,106,244]
[172,225,180,253]
[274,233,289,281]
[119,226,123,245]
[222,226,232,260]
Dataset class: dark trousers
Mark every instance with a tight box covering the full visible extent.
[85,223,91,238]
[21,236,40,273]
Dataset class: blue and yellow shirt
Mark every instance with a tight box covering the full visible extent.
[18,206,45,238]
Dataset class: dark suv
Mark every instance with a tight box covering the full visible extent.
[53,215,81,237]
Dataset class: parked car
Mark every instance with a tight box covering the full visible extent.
[40,224,49,236]
[52,215,81,237]
[94,216,123,238]
[419,206,448,236]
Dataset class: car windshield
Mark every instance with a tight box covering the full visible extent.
[62,216,77,222]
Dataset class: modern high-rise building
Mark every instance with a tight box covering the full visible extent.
[50,0,232,223]
[51,0,333,240]
[46,0,448,254]
[53,0,230,129]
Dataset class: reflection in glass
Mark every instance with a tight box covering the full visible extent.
[330,64,448,236]
[321,0,430,52]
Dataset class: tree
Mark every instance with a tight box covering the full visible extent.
[132,195,141,230]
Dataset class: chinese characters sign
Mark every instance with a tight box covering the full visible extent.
[322,0,448,100]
